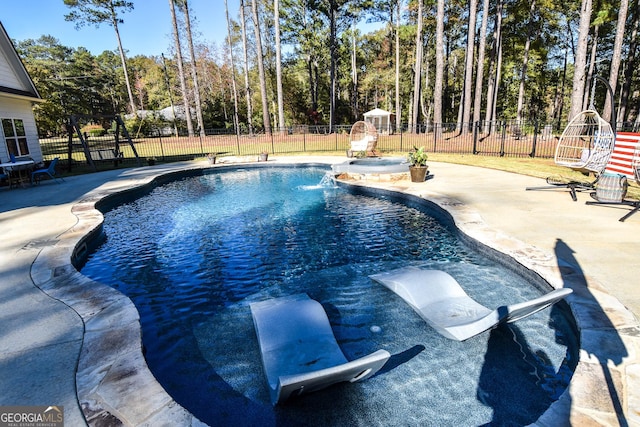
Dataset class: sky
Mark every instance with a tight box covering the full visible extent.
[2,0,241,57]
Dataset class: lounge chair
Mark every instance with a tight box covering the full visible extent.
[586,132,640,221]
[369,267,572,341]
[31,157,64,184]
[250,293,390,405]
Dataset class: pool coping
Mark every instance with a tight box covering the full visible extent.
[30,159,640,426]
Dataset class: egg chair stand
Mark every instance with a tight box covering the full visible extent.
[347,121,379,157]
[527,77,616,200]
[526,109,614,200]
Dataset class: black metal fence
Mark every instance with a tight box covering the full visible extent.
[38,119,572,174]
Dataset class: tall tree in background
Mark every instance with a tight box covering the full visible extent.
[251,0,272,134]
[21,0,640,135]
[160,53,180,135]
[568,0,593,121]
[603,0,628,122]
[473,0,490,128]
[224,0,240,134]
[484,0,503,132]
[410,0,424,133]
[313,0,353,131]
[350,26,359,117]
[460,0,478,134]
[282,0,323,123]
[583,25,598,111]
[180,0,206,135]
[619,0,640,123]
[169,0,194,136]
[395,0,402,132]
[433,0,445,138]
[240,0,254,134]
[63,0,137,116]
[274,0,286,130]
[516,0,537,124]
[328,0,340,132]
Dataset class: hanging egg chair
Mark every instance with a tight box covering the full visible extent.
[554,109,615,176]
[348,121,378,157]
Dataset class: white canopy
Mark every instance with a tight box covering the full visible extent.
[363,108,393,134]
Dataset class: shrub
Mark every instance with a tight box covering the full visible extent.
[81,124,106,137]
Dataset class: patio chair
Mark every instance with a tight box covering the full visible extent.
[526,109,615,201]
[370,267,572,341]
[250,293,390,405]
[31,157,64,184]
[348,121,379,157]
[585,132,640,222]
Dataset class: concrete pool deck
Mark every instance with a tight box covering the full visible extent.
[0,156,638,426]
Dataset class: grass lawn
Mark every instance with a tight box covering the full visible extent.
[40,132,639,199]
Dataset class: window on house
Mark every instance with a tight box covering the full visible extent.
[2,118,29,157]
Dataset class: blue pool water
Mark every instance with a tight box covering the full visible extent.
[81,166,577,426]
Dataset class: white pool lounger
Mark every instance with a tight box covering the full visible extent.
[370,267,572,341]
[250,293,391,405]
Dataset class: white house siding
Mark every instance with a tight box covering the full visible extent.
[0,48,23,90]
[0,96,42,163]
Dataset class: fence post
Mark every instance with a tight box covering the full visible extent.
[160,136,165,161]
[270,130,275,154]
[500,121,506,157]
[67,126,73,172]
[472,121,479,154]
[530,121,538,158]
[431,123,436,153]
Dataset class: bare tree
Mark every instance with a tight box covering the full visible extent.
[568,0,593,121]
[251,0,271,134]
[350,25,359,118]
[603,0,629,123]
[64,0,137,116]
[473,0,490,129]
[516,0,536,125]
[461,0,478,134]
[240,0,254,134]
[433,0,445,139]
[168,0,194,136]
[484,0,503,133]
[584,26,598,111]
[411,0,424,133]
[395,0,402,133]
[274,0,286,131]
[224,0,240,135]
[329,1,338,132]
[619,0,640,123]
[181,0,206,136]
[160,53,179,136]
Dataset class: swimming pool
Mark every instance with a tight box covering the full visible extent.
[80,165,577,426]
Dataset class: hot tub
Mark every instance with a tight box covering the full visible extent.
[332,157,410,174]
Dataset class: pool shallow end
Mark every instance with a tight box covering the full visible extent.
[30,159,640,426]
